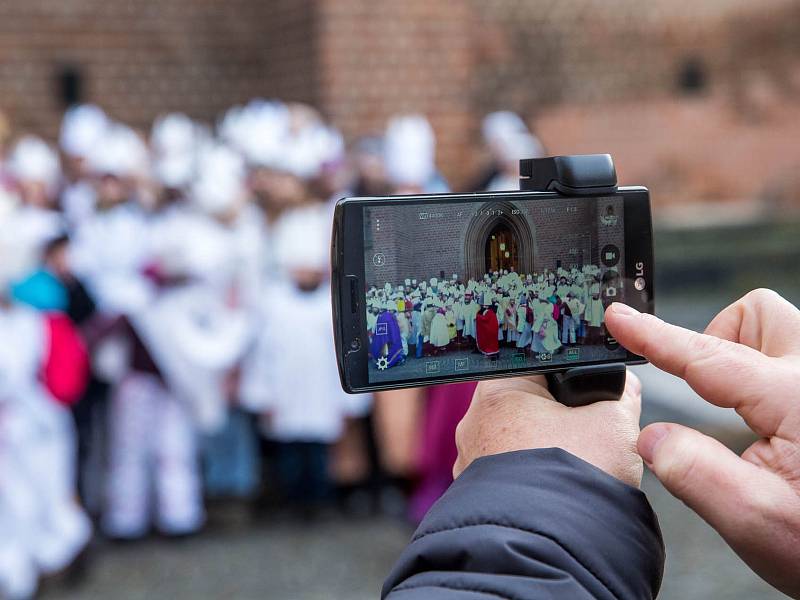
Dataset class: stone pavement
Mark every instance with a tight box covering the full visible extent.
[41,488,786,600]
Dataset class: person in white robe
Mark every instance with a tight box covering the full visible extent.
[461,292,479,342]
[394,303,410,357]
[531,297,555,355]
[429,303,451,352]
[239,215,370,510]
[481,111,545,192]
[5,136,65,273]
[562,292,585,345]
[367,304,379,337]
[584,276,605,341]
[411,303,424,358]
[384,114,448,194]
[504,296,518,344]
[516,297,534,351]
[59,104,108,228]
[0,268,91,599]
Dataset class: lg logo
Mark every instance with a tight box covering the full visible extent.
[634,262,646,291]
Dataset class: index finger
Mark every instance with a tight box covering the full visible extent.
[605,302,795,437]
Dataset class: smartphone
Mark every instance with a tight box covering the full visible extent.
[332,188,654,394]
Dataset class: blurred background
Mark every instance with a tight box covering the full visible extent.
[0,0,798,598]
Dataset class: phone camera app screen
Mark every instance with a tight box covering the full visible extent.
[363,195,626,384]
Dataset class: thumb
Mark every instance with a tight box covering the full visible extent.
[638,423,773,537]
[641,423,800,596]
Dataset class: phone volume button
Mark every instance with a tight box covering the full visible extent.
[349,278,359,313]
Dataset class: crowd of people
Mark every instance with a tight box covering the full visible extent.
[0,98,544,599]
[367,265,611,368]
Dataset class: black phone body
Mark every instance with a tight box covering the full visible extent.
[332,187,654,394]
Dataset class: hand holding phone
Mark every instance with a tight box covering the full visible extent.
[453,370,644,487]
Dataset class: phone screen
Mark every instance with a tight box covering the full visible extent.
[361,194,632,385]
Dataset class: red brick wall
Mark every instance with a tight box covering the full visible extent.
[316,0,475,188]
[1,0,798,203]
[0,0,318,135]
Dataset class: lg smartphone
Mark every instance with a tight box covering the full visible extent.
[332,188,654,394]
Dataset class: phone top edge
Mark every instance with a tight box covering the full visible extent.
[335,186,648,207]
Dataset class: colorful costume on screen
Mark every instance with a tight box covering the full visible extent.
[370,309,405,368]
[476,308,500,356]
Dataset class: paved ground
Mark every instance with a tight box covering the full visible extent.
[40,481,787,600]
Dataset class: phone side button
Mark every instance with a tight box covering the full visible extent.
[348,276,360,314]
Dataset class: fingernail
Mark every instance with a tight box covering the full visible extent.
[611,302,639,317]
[638,424,670,465]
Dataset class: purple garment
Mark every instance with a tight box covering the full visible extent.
[409,382,476,523]
[370,311,404,367]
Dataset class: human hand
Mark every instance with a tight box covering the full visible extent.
[605,289,800,598]
[453,371,643,488]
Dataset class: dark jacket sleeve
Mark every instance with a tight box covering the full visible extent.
[382,448,664,600]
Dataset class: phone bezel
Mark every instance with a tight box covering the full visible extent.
[332,187,654,394]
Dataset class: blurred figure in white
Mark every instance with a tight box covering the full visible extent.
[137,138,256,504]
[5,136,65,268]
[0,246,91,600]
[240,207,370,515]
[69,122,154,315]
[64,123,167,539]
[384,115,449,195]
[58,104,108,228]
[476,111,545,192]
[350,136,391,198]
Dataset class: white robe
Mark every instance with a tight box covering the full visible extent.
[585,282,604,327]
[0,306,91,599]
[429,312,450,347]
[68,201,155,314]
[516,305,533,348]
[462,302,479,338]
[239,282,371,443]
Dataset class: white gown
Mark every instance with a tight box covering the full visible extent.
[462,302,479,338]
[239,281,371,443]
[429,312,450,347]
[585,282,604,327]
[0,306,91,600]
[516,305,533,348]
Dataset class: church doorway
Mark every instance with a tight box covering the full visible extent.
[463,200,536,281]
[485,224,518,273]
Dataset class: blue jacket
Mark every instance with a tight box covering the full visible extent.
[383,448,664,599]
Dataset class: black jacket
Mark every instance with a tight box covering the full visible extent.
[383,449,664,599]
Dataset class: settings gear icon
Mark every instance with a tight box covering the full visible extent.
[376,357,389,371]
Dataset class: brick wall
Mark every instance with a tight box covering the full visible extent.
[0,0,317,136]
[1,0,798,204]
[363,195,622,291]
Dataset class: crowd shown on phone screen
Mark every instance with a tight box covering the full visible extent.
[0,102,543,599]
[366,265,610,369]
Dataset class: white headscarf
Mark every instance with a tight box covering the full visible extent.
[7,135,61,196]
[384,114,436,188]
[59,103,109,158]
